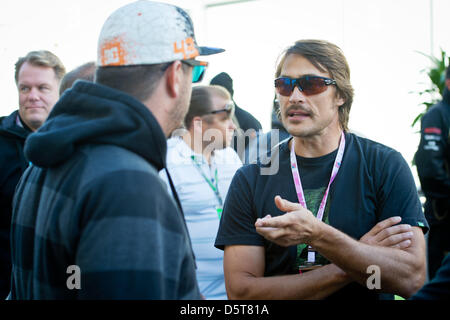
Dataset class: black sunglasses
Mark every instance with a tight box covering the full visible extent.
[274,75,336,96]
[205,102,235,117]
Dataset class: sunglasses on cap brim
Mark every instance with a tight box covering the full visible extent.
[274,75,336,96]
[181,59,208,83]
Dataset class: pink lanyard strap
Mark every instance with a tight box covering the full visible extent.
[290,132,346,263]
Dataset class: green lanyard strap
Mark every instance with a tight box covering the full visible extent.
[190,156,223,218]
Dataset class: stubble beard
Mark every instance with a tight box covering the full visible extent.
[168,83,191,137]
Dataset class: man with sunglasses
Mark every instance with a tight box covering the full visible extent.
[415,65,450,282]
[160,85,241,299]
[9,1,223,299]
[215,39,428,299]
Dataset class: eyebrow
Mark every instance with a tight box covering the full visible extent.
[18,81,53,86]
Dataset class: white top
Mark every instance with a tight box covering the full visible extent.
[159,137,242,300]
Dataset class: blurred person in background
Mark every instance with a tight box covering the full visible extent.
[246,95,290,164]
[415,64,450,280]
[271,95,290,141]
[160,85,241,299]
[0,50,65,298]
[59,61,96,95]
[210,72,262,160]
[411,254,450,299]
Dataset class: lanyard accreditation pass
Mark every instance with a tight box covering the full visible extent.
[290,131,345,264]
[191,155,223,219]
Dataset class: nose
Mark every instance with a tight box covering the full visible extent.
[289,86,306,104]
[27,87,40,101]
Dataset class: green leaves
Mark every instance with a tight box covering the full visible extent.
[412,48,448,127]
[411,112,425,128]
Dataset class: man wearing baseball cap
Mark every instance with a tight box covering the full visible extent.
[9,0,223,299]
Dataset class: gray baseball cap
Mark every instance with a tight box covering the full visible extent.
[97,0,224,67]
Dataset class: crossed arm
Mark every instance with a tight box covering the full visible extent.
[224,196,426,300]
[224,245,350,300]
[304,217,425,298]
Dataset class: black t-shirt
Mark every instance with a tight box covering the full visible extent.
[292,150,335,268]
[215,132,429,300]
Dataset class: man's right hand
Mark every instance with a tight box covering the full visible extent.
[360,216,413,249]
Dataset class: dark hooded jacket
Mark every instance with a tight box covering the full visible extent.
[0,110,31,298]
[210,72,262,158]
[10,81,200,299]
[415,88,450,225]
[210,72,262,133]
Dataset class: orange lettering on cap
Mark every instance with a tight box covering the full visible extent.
[101,37,127,66]
[174,40,187,59]
[185,37,199,59]
[174,37,199,60]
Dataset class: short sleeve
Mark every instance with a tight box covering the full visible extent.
[376,150,429,234]
[215,167,264,250]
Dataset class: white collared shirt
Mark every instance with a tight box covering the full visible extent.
[159,137,242,300]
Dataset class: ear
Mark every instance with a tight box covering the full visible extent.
[166,61,184,98]
[335,92,345,108]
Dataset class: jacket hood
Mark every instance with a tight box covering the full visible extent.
[0,110,30,140]
[24,81,167,170]
[210,72,234,97]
